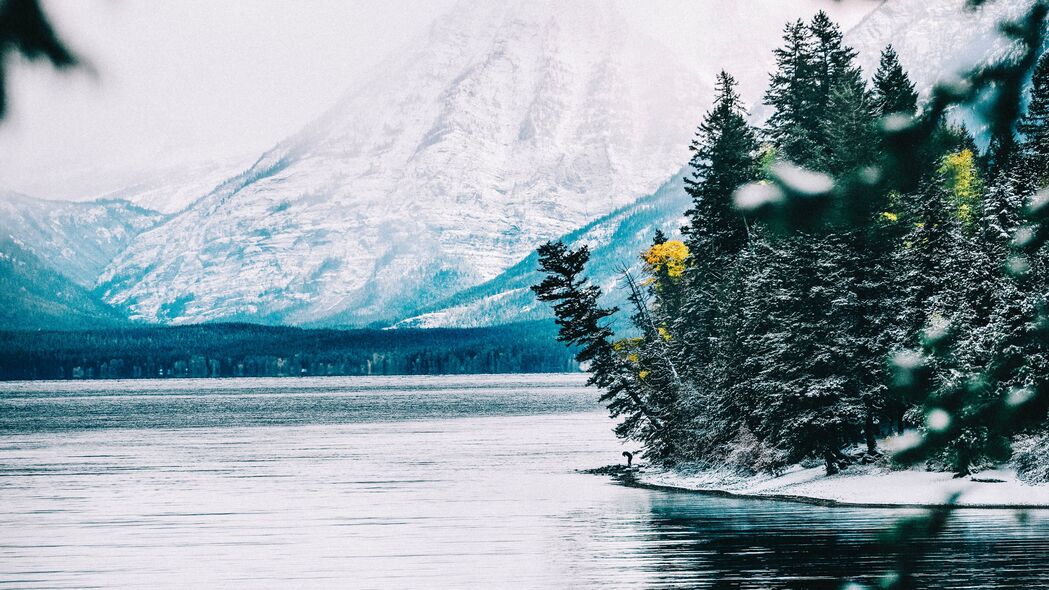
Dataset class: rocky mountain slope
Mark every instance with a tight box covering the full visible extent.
[96,0,707,326]
[91,156,254,215]
[847,0,1037,93]
[0,192,164,288]
[393,173,689,329]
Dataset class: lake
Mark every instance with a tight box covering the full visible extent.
[1,374,1047,589]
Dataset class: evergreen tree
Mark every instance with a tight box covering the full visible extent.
[760,12,876,465]
[531,9,1049,483]
[808,10,860,169]
[743,233,865,474]
[725,231,792,471]
[764,19,820,166]
[702,241,770,465]
[898,176,964,340]
[1017,51,1049,191]
[823,66,879,177]
[678,71,760,385]
[955,182,1023,375]
[532,242,667,456]
[764,12,860,172]
[682,71,760,260]
[871,45,919,117]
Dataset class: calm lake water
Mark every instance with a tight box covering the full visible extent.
[1,374,1047,589]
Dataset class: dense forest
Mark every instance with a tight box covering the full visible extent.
[0,321,577,380]
[535,10,1049,482]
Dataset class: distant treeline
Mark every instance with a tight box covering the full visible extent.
[0,322,578,381]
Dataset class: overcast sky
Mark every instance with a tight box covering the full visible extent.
[0,0,874,202]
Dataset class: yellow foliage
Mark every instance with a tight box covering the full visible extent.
[939,149,982,226]
[880,211,899,222]
[639,370,650,380]
[612,337,643,352]
[627,353,639,364]
[657,326,672,341]
[643,240,690,279]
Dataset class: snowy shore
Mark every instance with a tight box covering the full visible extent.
[630,464,1049,508]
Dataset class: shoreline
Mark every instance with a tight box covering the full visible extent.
[588,464,1049,509]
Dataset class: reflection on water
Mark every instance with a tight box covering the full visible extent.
[1,375,1046,589]
[637,496,1048,589]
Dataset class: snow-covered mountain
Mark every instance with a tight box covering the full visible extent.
[97,0,707,325]
[0,192,164,288]
[2,0,1032,331]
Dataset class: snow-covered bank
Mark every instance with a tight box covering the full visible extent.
[630,464,1049,508]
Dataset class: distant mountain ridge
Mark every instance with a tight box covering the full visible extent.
[0,192,164,288]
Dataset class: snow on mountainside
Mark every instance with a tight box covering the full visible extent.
[99,0,707,326]
[0,192,164,289]
[3,155,254,216]
[847,0,1039,99]
[90,156,255,215]
[394,173,689,329]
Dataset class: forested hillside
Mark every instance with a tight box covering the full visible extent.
[535,9,1049,481]
[0,238,128,330]
[0,321,577,381]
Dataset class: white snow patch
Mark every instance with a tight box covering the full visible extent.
[637,464,1049,507]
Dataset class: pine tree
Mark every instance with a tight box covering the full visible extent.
[871,45,919,117]
[764,12,860,172]
[721,230,793,472]
[823,66,879,177]
[958,182,1024,373]
[807,11,860,169]
[678,71,760,385]
[532,242,667,456]
[808,11,857,100]
[532,242,617,377]
[817,33,909,458]
[764,19,820,166]
[743,233,865,474]
[898,176,964,340]
[1017,51,1049,192]
[682,71,760,261]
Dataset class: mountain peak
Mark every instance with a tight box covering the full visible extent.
[98,0,707,326]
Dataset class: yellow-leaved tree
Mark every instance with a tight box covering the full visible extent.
[938,149,983,227]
